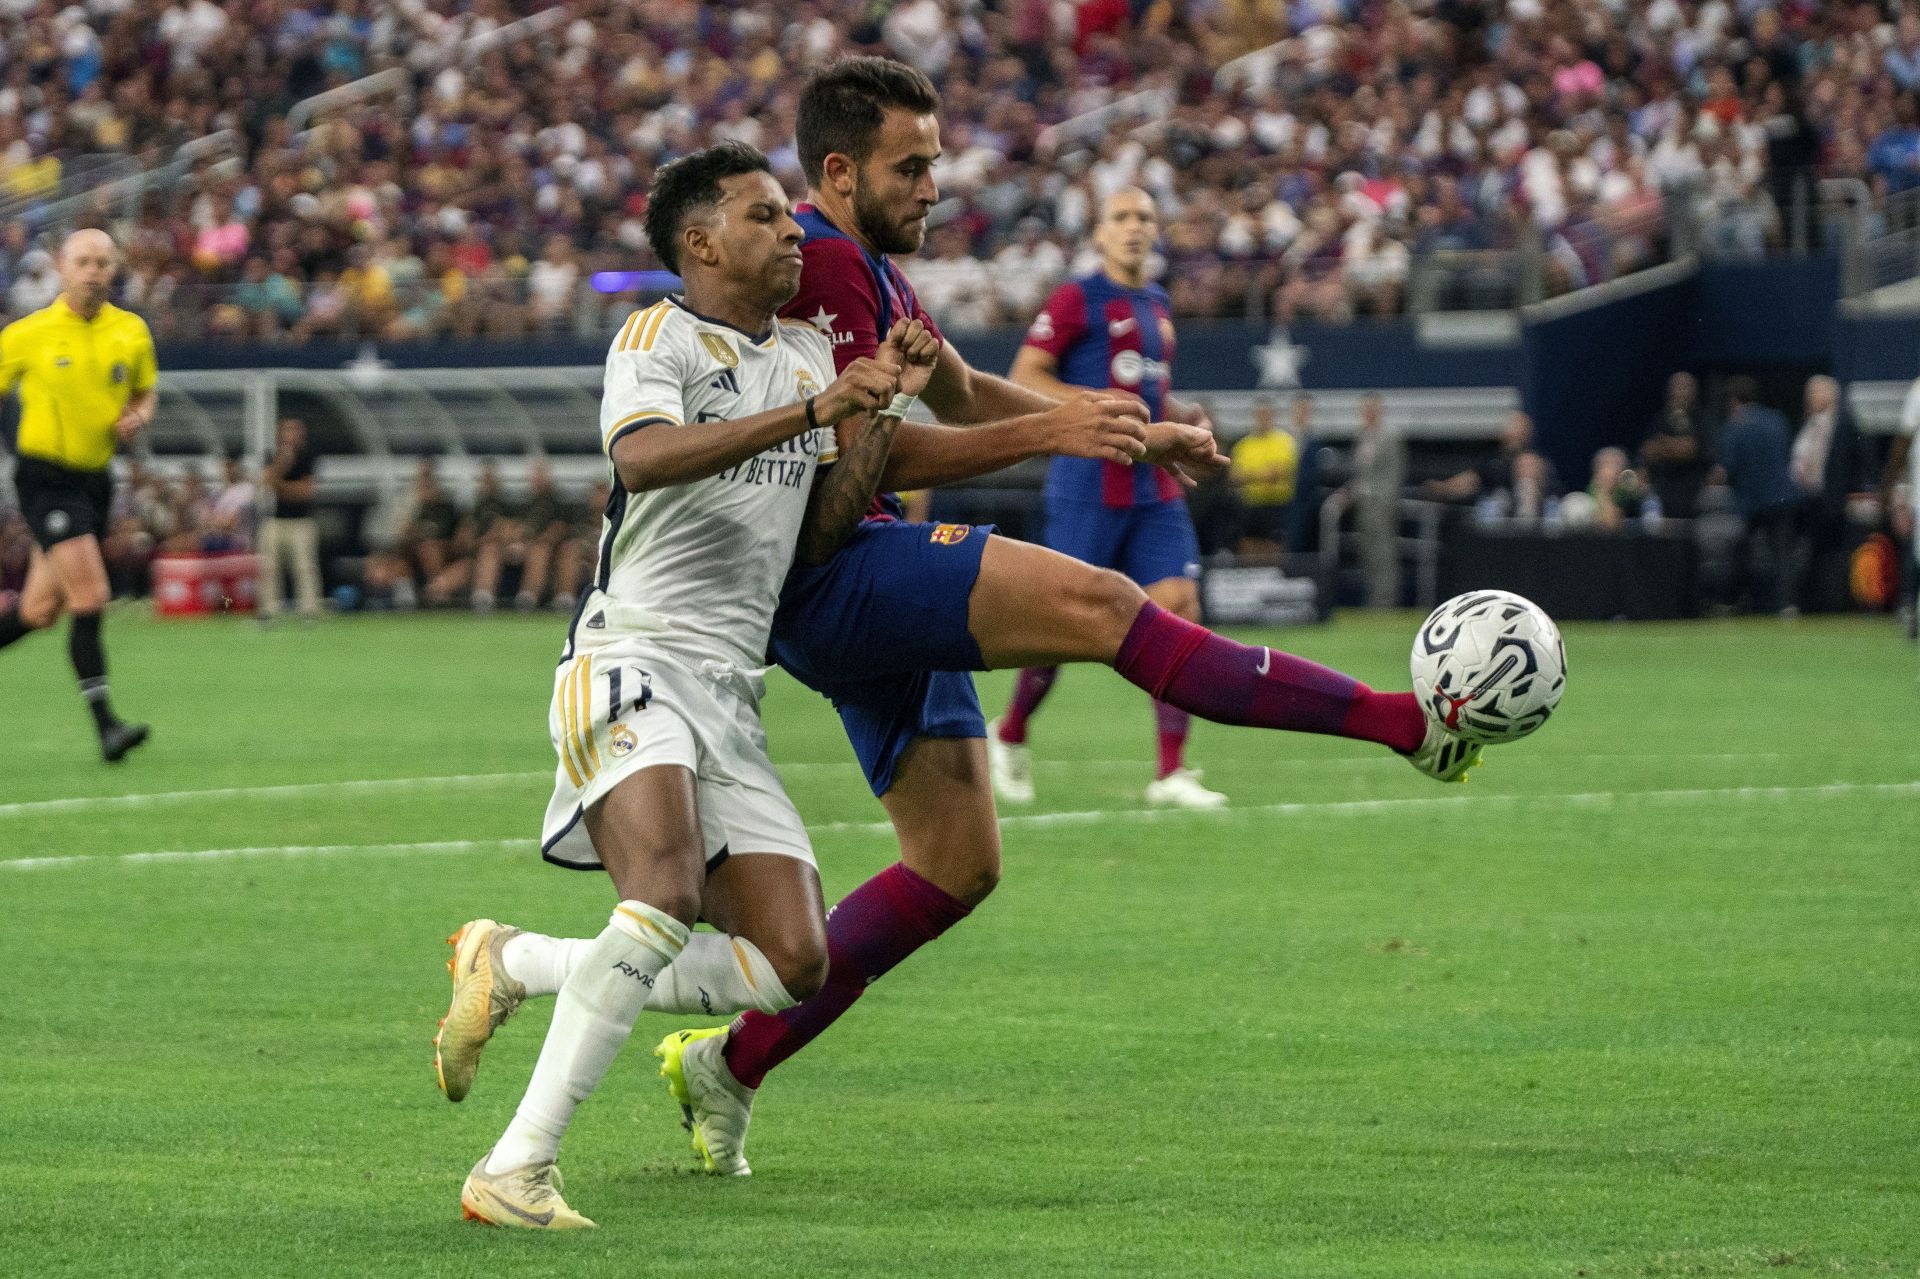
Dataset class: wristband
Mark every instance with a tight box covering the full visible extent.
[882,393,916,420]
[804,395,821,431]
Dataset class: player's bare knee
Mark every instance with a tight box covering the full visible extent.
[904,830,1001,906]
[957,853,1001,906]
[1069,566,1148,650]
[766,935,829,1003]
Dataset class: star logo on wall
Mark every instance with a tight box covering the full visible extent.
[1252,329,1309,388]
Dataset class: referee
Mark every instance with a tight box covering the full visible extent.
[0,229,155,761]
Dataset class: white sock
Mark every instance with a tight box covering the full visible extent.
[510,930,795,1017]
[648,933,795,1016]
[486,900,687,1174]
[501,931,591,998]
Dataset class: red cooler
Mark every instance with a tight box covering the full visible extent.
[152,554,260,618]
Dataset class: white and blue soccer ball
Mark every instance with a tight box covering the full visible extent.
[1410,590,1566,745]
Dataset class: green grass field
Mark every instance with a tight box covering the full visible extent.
[2,611,1916,1277]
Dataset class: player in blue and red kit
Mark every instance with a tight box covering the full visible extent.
[650,58,1481,1176]
[989,187,1226,810]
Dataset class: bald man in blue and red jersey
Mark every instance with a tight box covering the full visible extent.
[989,187,1225,810]
[641,57,1481,1178]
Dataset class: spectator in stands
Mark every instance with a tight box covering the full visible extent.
[1346,392,1404,608]
[1719,376,1803,615]
[0,0,1863,342]
[1641,371,1711,519]
[260,417,324,623]
[470,457,576,613]
[397,457,461,606]
[1229,397,1301,559]
[991,219,1067,319]
[1425,411,1558,520]
[553,481,609,613]
[1791,375,1866,611]
[905,223,1000,330]
[527,236,581,335]
[426,458,511,608]
[1587,447,1647,531]
[163,466,215,554]
[203,453,256,554]
[1869,95,1920,200]
[8,247,58,314]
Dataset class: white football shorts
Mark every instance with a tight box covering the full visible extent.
[539,640,814,873]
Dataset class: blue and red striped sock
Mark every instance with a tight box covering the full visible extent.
[723,862,970,1089]
[996,666,1059,745]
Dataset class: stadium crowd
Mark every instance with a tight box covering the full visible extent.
[0,0,1902,342]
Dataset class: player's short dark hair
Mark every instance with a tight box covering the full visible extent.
[1725,375,1760,407]
[796,57,941,186]
[644,142,773,275]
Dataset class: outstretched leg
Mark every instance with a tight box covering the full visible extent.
[967,535,1425,754]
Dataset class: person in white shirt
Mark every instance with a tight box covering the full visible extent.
[437,143,938,1228]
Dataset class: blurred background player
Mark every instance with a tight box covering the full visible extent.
[0,228,154,761]
[989,186,1226,810]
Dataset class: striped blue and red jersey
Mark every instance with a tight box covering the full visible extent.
[779,204,944,522]
[1022,271,1183,506]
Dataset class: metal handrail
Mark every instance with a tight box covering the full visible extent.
[13,131,243,232]
[1213,38,1291,93]
[0,152,141,222]
[286,67,410,133]
[459,5,569,60]
[284,6,569,136]
[1036,86,1175,151]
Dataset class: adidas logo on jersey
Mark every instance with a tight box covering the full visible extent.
[710,368,740,395]
[585,611,606,630]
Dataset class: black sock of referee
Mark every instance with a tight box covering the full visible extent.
[0,603,30,651]
[68,611,118,731]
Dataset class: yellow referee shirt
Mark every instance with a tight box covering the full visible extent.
[0,297,157,473]
[1229,429,1300,506]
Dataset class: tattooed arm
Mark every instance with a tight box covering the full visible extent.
[796,319,939,566]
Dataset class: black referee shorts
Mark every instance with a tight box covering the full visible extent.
[13,455,114,551]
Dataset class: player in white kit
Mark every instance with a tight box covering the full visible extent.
[439,142,939,1228]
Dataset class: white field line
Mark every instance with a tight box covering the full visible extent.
[6,780,1914,872]
[1,838,523,872]
[808,779,1920,835]
[0,752,1820,819]
[0,771,551,818]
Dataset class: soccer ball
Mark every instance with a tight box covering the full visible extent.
[1410,590,1566,745]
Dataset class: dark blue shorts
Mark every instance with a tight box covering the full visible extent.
[771,519,993,796]
[1044,494,1201,587]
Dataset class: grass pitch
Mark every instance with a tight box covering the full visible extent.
[2,611,1916,1277]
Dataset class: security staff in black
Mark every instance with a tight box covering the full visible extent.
[0,229,156,761]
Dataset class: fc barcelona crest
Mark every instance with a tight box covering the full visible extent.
[928,523,969,545]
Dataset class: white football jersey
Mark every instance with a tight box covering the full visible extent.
[567,297,839,670]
